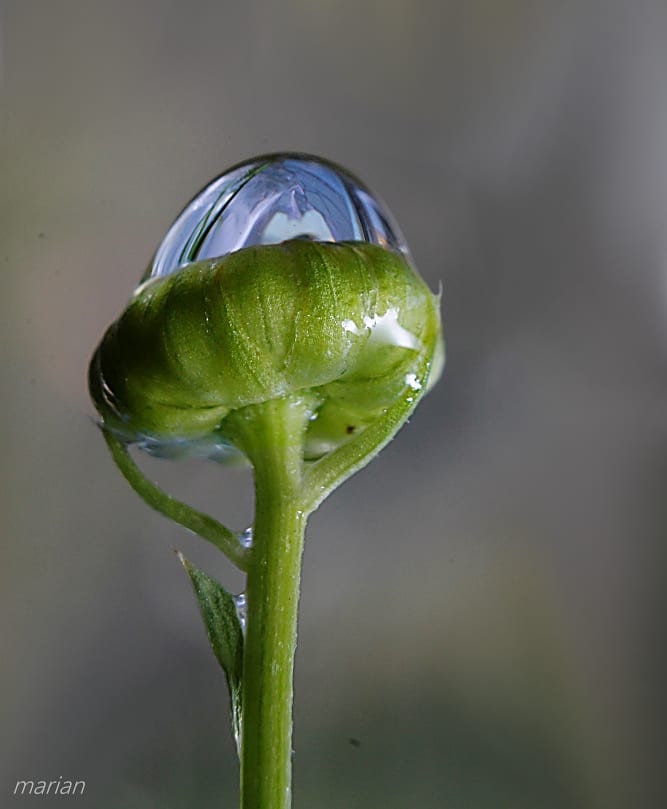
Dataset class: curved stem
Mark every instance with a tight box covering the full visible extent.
[102,430,250,571]
[301,353,434,513]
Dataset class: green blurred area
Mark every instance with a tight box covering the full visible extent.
[2,1,666,807]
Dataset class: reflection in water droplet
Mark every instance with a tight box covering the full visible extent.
[146,153,410,280]
[233,592,247,633]
[237,526,253,549]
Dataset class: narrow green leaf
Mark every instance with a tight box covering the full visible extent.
[178,553,244,753]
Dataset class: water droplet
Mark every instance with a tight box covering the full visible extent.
[233,592,247,633]
[146,153,411,280]
[237,526,253,549]
[135,432,241,461]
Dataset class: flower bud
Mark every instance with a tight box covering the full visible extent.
[89,239,442,460]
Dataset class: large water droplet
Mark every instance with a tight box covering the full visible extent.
[146,153,410,281]
[237,526,253,549]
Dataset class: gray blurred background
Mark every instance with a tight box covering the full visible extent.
[2,1,666,807]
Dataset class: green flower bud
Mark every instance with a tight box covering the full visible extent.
[89,156,446,808]
[89,239,442,461]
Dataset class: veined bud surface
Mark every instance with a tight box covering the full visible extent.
[89,154,444,460]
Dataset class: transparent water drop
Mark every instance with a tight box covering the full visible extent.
[146,153,411,281]
[233,592,247,633]
[134,432,241,461]
[237,526,253,549]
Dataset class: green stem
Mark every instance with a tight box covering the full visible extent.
[102,431,249,570]
[301,350,435,513]
[225,396,314,809]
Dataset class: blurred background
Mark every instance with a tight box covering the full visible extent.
[2,1,666,807]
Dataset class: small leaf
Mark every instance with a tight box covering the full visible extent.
[178,553,244,753]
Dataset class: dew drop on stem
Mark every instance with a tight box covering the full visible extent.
[237,526,253,549]
[233,592,247,633]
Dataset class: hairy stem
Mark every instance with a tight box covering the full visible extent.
[225,396,314,809]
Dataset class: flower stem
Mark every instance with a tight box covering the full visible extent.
[225,396,314,809]
[242,476,305,808]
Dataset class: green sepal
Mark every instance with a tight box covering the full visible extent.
[89,241,443,459]
[178,553,244,753]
